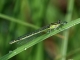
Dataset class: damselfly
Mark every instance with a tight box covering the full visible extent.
[9,20,67,44]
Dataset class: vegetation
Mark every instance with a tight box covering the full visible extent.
[0,0,80,60]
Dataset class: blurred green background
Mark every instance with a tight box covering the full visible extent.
[0,0,80,60]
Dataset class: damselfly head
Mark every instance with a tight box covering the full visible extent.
[57,20,67,25]
[57,20,67,24]
[51,20,66,25]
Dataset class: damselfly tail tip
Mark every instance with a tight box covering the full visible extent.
[9,41,13,44]
[9,42,12,44]
[9,40,16,44]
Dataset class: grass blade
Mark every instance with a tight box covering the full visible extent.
[0,18,80,60]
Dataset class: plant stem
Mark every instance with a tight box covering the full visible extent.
[61,0,75,60]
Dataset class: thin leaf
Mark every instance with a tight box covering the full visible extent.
[0,18,80,60]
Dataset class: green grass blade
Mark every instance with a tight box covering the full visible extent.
[61,0,75,60]
[0,18,80,60]
[0,14,39,29]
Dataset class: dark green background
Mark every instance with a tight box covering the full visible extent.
[0,0,80,60]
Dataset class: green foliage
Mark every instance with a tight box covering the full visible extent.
[0,0,80,60]
[0,17,80,60]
